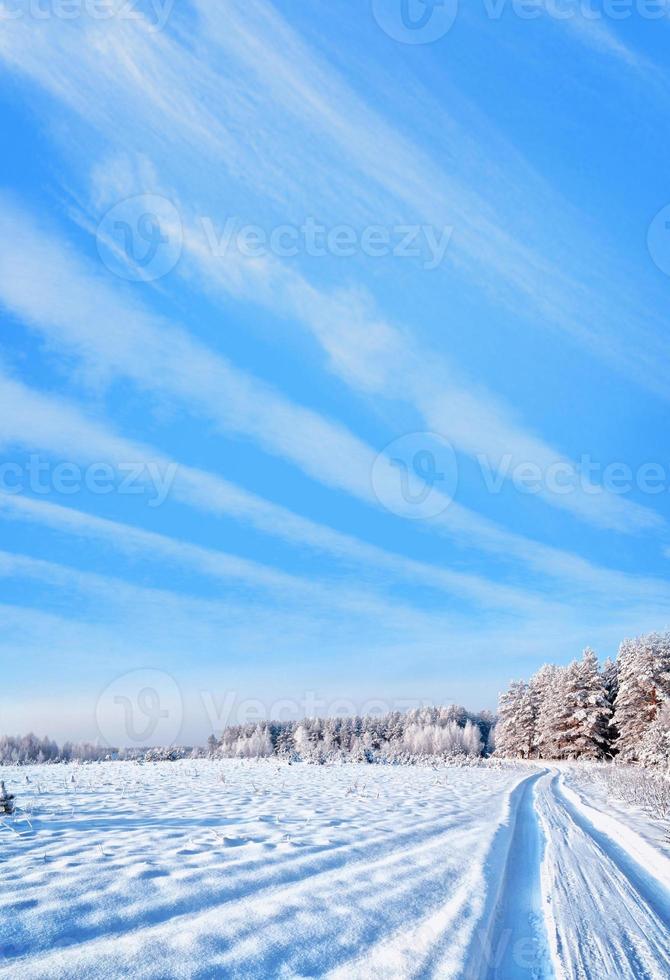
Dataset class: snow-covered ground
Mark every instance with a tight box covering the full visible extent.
[535,769,670,979]
[1,760,669,979]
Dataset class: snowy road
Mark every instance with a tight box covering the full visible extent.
[1,761,669,978]
[476,770,552,980]
[476,766,670,980]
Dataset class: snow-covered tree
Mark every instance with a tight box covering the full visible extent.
[530,663,562,758]
[208,704,487,763]
[462,720,483,757]
[639,702,670,768]
[537,666,576,759]
[530,652,610,761]
[566,648,612,759]
[292,723,315,762]
[234,726,273,759]
[601,656,619,706]
[601,656,619,750]
[495,680,535,758]
[614,634,670,761]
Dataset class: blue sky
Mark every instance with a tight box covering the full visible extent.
[0,0,669,743]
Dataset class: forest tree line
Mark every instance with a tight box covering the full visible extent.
[208,705,494,763]
[494,632,670,766]
[4,631,669,767]
[0,734,199,765]
[0,707,494,765]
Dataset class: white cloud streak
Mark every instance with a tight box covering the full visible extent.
[0,369,668,610]
[0,492,555,617]
[0,10,666,538]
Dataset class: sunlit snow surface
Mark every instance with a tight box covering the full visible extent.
[1,761,669,979]
[0,760,528,978]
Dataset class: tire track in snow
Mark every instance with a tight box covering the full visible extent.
[481,770,552,979]
[462,769,553,980]
[537,771,670,980]
[323,769,536,980]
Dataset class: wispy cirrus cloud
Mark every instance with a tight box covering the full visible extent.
[3,188,664,558]
[0,369,555,616]
[187,0,670,386]
[558,10,660,76]
[0,367,668,611]
[151,2,664,396]
[0,0,667,741]
[0,8,666,537]
[2,174,663,541]
[0,492,557,617]
[0,547,470,640]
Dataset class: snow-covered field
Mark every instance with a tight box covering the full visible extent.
[1,760,669,979]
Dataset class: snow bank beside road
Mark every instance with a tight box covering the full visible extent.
[562,767,670,892]
[537,769,670,980]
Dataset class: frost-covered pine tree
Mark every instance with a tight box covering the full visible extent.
[639,701,670,768]
[601,656,619,749]
[567,648,612,759]
[538,665,576,759]
[542,652,612,760]
[530,663,562,758]
[614,633,670,761]
[495,680,535,758]
[601,656,619,705]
